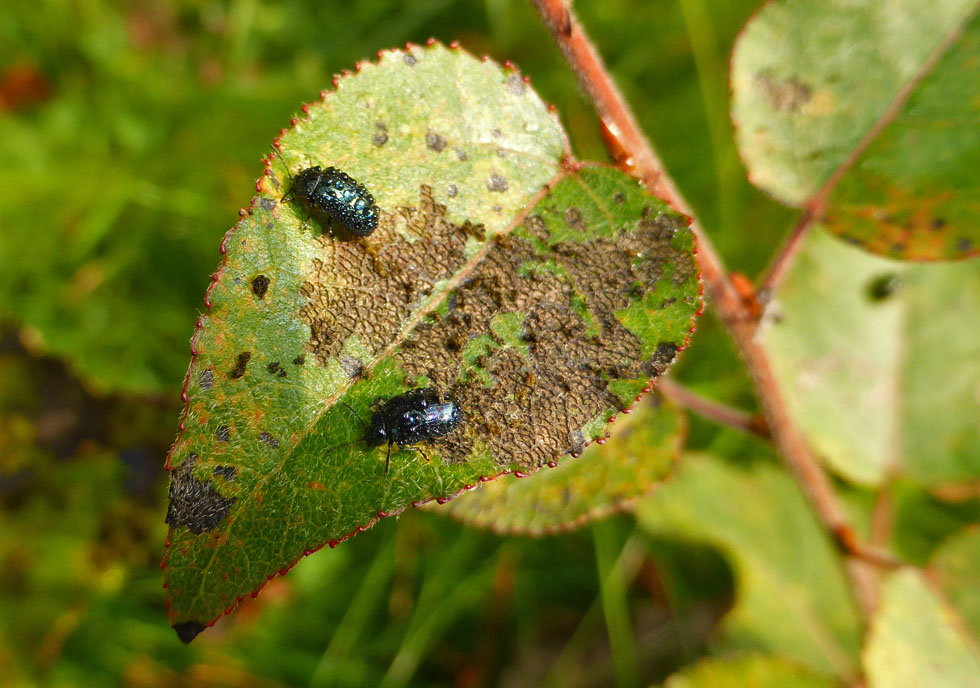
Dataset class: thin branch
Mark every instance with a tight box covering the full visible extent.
[530,0,896,620]
[758,206,817,296]
[659,378,770,439]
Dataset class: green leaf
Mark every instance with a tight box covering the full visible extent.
[864,569,980,688]
[932,526,980,638]
[888,482,980,565]
[732,0,980,260]
[661,652,837,688]
[432,392,682,535]
[760,228,980,486]
[636,454,861,680]
[164,43,702,636]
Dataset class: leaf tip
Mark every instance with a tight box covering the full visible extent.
[173,620,207,644]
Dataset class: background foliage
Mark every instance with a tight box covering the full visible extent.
[1,0,977,686]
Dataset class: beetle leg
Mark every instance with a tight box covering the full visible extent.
[404,445,430,464]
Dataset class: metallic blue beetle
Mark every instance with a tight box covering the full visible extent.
[290,165,380,237]
[365,388,463,475]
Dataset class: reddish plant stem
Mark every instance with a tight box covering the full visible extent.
[530,0,893,619]
[758,206,816,297]
[659,378,770,439]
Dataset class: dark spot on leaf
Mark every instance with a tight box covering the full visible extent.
[866,272,900,302]
[753,71,811,112]
[491,128,501,137]
[957,237,973,253]
[198,369,214,391]
[426,130,446,152]
[493,205,502,213]
[487,174,508,192]
[258,432,280,449]
[166,453,236,534]
[524,215,549,240]
[229,352,251,379]
[461,221,486,241]
[293,355,305,365]
[340,355,364,379]
[448,183,457,198]
[173,620,207,644]
[613,193,625,204]
[647,342,678,376]
[645,215,676,241]
[267,361,286,378]
[216,424,230,442]
[454,147,467,161]
[213,465,236,481]
[931,217,947,230]
[506,74,526,96]
[260,197,275,211]
[373,122,388,146]
[251,274,270,298]
[403,53,416,66]
[564,208,586,231]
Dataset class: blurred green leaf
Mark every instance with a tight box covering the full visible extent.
[889,482,980,565]
[864,569,980,688]
[932,526,980,638]
[164,42,701,636]
[0,451,164,684]
[661,652,837,688]
[761,228,980,485]
[732,0,980,260]
[636,454,861,680]
[433,393,682,535]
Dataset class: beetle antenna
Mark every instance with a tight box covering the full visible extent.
[340,401,368,429]
[314,438,358,459]
[271,146,294,183]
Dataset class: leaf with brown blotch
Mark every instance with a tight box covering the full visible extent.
[163,42,701,640]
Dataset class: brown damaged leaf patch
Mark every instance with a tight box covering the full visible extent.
[299,185,479,364]
[393,209,692,470]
